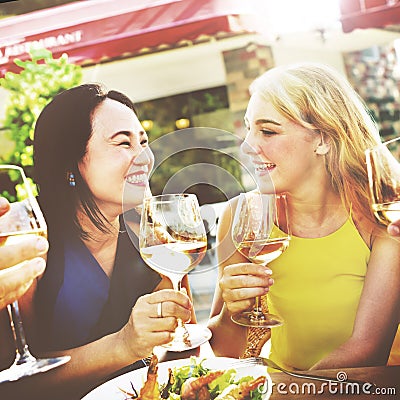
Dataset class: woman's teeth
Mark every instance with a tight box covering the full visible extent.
[256,163,275,171]
[126,173,147,184]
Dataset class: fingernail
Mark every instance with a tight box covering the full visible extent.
[388,224,400,236]
[268,278,274,286]
[32,258,46,274]
[265,269,272,275]
[36,237,49,252]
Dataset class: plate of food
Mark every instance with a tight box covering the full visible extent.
[82,355,272,399]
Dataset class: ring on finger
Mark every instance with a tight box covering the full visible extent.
[157,302,163,318]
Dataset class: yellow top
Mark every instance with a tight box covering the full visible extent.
[267,216,399,370]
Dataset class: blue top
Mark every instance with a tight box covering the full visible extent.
[51,233,111,348]
[36,217,162,352]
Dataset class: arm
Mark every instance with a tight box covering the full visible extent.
[312,232,400,370]
[207,199,273,358]
[0,282,192,399]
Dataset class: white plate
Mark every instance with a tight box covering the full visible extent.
[162,325,213,352]
[82,357,272,399]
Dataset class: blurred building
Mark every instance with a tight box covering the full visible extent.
[1,0,400,191]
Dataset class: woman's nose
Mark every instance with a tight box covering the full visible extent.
[240,138,259,156]
[133,147,153,166]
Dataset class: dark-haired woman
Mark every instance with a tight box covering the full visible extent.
[0,84,195,399]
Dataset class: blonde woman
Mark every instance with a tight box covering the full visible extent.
[208,63,400,370]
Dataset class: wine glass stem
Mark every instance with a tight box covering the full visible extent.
[170,276,190,344]
[254,296,263,315]
[7,301,35,365]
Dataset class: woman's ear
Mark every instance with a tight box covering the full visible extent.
[314,134,330,155]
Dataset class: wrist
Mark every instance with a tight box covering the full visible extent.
[114,327,141,365]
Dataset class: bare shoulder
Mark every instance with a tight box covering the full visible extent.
[351,212,375,249]
[353,212,400,272]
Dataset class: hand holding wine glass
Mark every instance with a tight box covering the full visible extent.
[0,197,48,308]
[231,192,290,328]
[0,165,70,383]
[139,193,211,352]
[366,136,400,226]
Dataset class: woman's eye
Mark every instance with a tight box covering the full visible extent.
[119,141,131,147]
[140,139,148,146]
[260,129,276,135]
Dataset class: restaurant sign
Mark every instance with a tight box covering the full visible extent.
[0,30,83,65]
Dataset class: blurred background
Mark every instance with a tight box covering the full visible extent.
[1,0,400,322]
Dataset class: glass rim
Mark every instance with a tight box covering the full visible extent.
[0,164,24,172]
[0,164,30,187]
[366,136,400,154]
[0,164,47,232]
[383,136,400,146]
[238,192,287,199]
[143,193,198,202]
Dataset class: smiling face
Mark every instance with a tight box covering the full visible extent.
[78,98,154,219]
[242,92,324,196]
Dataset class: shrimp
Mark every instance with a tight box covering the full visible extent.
[214,375,266,400]
[181,370,224,400]
[137,354,161,400]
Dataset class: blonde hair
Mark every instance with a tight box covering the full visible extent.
[250,62,382,228]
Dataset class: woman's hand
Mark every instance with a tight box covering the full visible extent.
[218,263,273,315]
[0,197,48,309]
[118,289,192,359]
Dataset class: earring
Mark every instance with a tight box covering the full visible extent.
[67,172,76,187]
[315,143,330,155]
[315,134,330,155]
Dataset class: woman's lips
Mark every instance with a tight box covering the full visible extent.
[125,172,148,186]
[254,162,276,173]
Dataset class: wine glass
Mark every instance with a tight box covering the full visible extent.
[0,165,70,383]
[365,136,400,225]
[139,193,211,352]
[231,192,290,328]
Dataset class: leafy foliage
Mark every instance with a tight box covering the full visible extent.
[0,48,82,185]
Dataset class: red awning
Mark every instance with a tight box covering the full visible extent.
[0,0,257,77]
[340,0,400,33]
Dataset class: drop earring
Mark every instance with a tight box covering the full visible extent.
[315,133,330,155]
[67,172,76,187]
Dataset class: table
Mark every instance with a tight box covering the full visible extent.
[199,341,399,399]
[269,365,400,399]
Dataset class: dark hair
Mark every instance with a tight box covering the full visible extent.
[34,83,137,238]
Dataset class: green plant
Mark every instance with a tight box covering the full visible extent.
[0,48,82,179]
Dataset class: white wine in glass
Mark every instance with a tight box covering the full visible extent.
[139,193,211,352]
[231,192,290,328]
[0,165,70,383]
[366,136,400,225]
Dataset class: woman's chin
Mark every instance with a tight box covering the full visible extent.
[256,179,275,195]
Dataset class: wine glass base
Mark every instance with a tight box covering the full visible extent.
[0,356,71,384]
[231,311,283,328]
[161,324,212,352]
